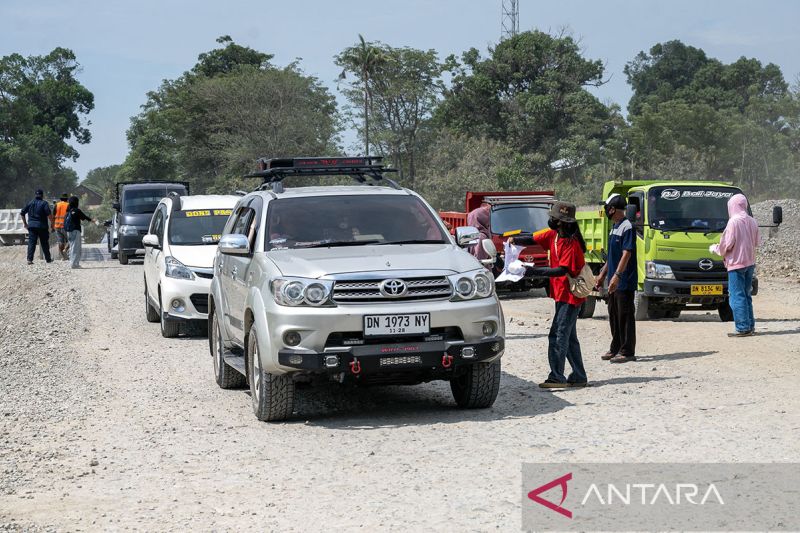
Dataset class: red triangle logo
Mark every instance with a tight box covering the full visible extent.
[527,473,573,519]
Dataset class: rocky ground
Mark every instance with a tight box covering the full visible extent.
[753,198,800,281]
[1,245,799,531]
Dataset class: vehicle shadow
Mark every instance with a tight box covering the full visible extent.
[287,370,572,429]
[635,351,717,362]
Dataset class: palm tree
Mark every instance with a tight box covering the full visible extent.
[337,35,386,156]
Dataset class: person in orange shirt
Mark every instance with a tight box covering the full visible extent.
[50,193,70,260]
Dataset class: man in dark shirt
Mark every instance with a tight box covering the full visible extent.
[20,188,53,264]
[595,194,637,363]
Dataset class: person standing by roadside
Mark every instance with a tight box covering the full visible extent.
[710,193,759,337]
[508,201,589,388]
[64,196,95,269]
[466,201,491,261]
[51,193,70,260]
[20,188,53,265]
[594,194,638,363]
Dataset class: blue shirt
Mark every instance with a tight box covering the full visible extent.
[20,199,52,229]
[607,219,637,291]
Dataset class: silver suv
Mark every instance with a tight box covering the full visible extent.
[208,157,505,421]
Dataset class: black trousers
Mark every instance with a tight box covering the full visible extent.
[608,289,636,357]
[27,227,52,262]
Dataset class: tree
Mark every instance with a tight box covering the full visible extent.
[335,35,387,156]
[0,47,93,206]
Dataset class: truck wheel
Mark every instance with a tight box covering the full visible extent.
[717,301,734,322]
[119,252,129,265]
[634,292,654,321]
[578,297,596,319]
[144,284,159,323]
[247,330,294,421]
[159,293,180,338]
[211,308,246,389]
[450,360,501,409]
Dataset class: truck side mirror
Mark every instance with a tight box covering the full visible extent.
[773,206,783,226]
[625,204,637,223]
[112,202,121,211]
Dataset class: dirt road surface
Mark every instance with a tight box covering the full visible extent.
[2,245,799,531]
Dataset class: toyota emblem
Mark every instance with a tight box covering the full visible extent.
[379,278,407,297]
[699,259,714,271]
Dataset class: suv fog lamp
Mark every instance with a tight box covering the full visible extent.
[283,331,301,347]
[482,321,497,336]
[304,283,327,304]
[288,354,303,365]
[282,281,305,304]
[455,277,475,298]
[170,298,185,312]
[461,346,476,359]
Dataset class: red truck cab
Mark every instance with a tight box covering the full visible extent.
[441,191,554,288]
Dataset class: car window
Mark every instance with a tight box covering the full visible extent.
[265,194,448,250]
[232,208,255,236]
[149,206,163,234]
[168,208,233,246]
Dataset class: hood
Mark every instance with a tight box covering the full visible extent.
[652,231,721,256]
[728,193,749,218]
[265,244,480,278]
[120,212,153,228]
[169,245,218,269]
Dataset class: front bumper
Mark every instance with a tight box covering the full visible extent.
[643,277,758,304]
[118,233,145,255]
[260,296,505,374]
[160,275,212,321]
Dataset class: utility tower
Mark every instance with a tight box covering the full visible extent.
[501,0,519,41]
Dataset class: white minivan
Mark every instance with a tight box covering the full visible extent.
[143,194,239,337]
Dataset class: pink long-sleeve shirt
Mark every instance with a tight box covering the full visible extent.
[710,194,760,271]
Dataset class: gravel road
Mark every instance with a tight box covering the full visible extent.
[1,245,799,531]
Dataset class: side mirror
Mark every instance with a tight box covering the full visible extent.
[481,238,497,259]
[455,226,480,248]
[625,204,638,223]
[218,234,251,255]
[112,202,121,211]
[142,234,160,249]
[773,206,783,226]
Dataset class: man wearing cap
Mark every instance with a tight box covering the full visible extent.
[51,193,70,260]
[20,188,53,265]
[595,193,637,363]
[508,201,589,388]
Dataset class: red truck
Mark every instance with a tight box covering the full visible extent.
[440,191,555,290]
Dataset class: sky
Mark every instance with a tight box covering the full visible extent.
[2,0,799,181]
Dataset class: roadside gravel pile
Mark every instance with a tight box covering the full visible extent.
[0,252,93,530]
[752,199,800,281]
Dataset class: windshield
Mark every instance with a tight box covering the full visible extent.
[490,204,551,235]
[265,195,448,250]
[648,186,742,231]
[122,186,187,214]
[168,209,232,245]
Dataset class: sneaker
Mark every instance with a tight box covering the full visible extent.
[610,354,637,363]
[27,261,33,265]
[727,330,754,337]
[601,352,615,361]
[539,379,569,389]
[567,381,590,388]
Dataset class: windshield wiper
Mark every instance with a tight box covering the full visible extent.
[301,240,381,248]
[377,239,446,245]
[658,225,707,233]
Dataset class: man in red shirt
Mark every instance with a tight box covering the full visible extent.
[509,201,588,388]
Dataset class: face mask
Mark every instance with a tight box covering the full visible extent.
[547,218,560,230]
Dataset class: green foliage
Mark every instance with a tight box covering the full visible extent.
[0,48,93,207]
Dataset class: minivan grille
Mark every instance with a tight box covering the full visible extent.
[332,276,452,303]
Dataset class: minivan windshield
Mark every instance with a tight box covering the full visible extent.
[648,186,742,232]
[265,195,448,250]
[490,204,551,235]
[123,186,187,214]
[168,209,232,245]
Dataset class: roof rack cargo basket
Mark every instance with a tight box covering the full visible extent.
[244,157,400,193]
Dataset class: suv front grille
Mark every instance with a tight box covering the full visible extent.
[332,276,452,303]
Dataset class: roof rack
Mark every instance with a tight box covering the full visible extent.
[244,157,400,193]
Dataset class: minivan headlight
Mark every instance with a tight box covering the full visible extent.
[271,278,335,307]
[119,224,138,236]
[165,256,195,280]
[645,261,675,280]
[449,270,495,301]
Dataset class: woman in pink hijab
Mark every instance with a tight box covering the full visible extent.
[710,193,760,337]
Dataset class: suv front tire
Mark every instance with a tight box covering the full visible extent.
[450,360,501,408]
[247,330,295,421]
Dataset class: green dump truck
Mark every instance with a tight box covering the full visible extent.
[576,180,781,321]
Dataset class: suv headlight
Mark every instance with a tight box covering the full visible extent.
[165,256,195,280]
[645,261,675,280]
[271,278,335,307]
[449,270,495,301]
[119,224,138,236]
